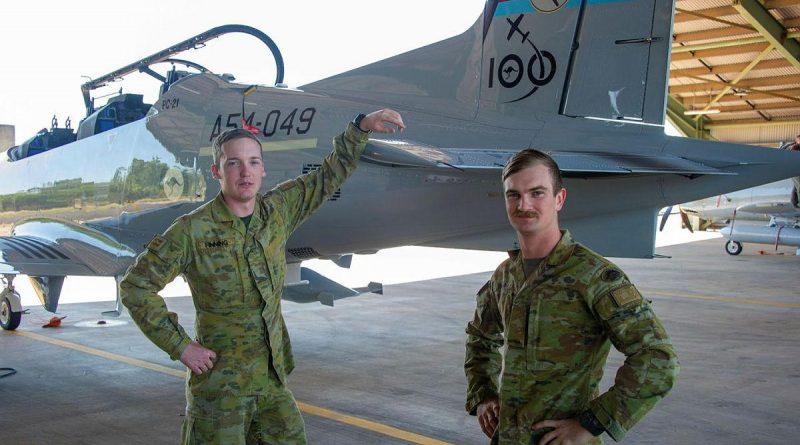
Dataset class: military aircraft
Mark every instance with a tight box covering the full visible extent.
[2,0,800,330]
[670,179,796,231]
[719,208,800,256]
[660,179,800,255]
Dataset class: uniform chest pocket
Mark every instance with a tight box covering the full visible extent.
[258,235,285,291]
[526,287,601,373]
[194,240,245,309]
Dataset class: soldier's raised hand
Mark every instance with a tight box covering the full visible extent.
[359,108,406,134]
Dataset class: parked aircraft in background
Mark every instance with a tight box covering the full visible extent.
[719,210,800,256]
[2,0,800,330]
[675,179,795,231]
[660,180,800,255]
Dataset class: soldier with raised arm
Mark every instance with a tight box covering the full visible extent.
[121,109,405,444]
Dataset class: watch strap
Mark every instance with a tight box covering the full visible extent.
[578,409,605,437]
[352,113,369,133]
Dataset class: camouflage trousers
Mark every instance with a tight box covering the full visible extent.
[181,384,306,445]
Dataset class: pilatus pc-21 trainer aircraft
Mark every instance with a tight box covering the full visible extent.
[2,0,800,330]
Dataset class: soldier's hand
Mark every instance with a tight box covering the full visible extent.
[530,418,593,445]
[180,341,217,375]
[360,108,406,134]
[477,397,500,439]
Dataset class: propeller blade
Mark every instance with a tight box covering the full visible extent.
[659,206,673,232]
[679,207,694,233]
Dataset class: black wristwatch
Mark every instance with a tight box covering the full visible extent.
[352,113,369,133]
[577,409,605,437]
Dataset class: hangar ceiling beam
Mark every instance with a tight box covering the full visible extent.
[666,96,711,139]
[671,42,770,60]
[670,74,800,96]
[693,45,774,118]
[674,17,800,43]
[671,59,790,78]
[719,101,799,112]
[733,0,800,70]
[705,118,800,129]
[672,32,799,54]
[690,88,800,104]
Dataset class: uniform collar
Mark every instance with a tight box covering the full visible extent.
[209,192,263,233]
[507,230,577,273]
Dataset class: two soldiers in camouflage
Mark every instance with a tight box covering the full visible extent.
[122,108,677,445]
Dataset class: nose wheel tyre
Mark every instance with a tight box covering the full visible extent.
[1,295,21,330]
[725,240,743,256]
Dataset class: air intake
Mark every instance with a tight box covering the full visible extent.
[287,247,320,260]
[0,236,69,260]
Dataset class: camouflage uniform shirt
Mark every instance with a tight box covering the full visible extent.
[465,231,679,443]
[121,124,369,396]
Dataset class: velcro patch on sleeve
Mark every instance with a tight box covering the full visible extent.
[145,235,173,262]
[610,285,643,308]
[594,285,644,320]
[594,297,617,320]
[146,235,167,253]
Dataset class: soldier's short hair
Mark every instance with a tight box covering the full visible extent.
[212,129,263,167]
[502,149,563,194]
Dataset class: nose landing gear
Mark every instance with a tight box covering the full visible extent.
[1,275,22,330]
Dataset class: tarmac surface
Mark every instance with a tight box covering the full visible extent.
[1,238,798,444]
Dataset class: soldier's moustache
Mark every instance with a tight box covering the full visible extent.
[514,210,537,218]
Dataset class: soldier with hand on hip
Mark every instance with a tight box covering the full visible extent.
[464,149,679,445]
[121,109,404,444]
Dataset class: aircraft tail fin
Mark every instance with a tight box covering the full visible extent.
[481,0,674,124]
[303,0,674,125]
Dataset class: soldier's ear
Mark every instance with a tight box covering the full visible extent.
[211,164,221,180]
[555,187,566,211]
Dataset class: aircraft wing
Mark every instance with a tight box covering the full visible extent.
[0,236,95,276]
[0,234,137,278]
[736,202,800,218]
[363,140,734,176]
[0,220,137,278]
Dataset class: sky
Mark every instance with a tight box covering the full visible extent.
[0,0,487,143]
